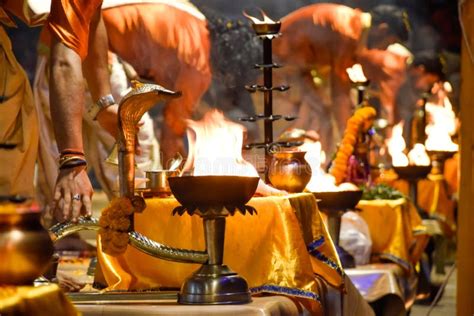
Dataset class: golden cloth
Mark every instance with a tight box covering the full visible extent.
[97,193,344,313]
[392,178,456,235]
[357,198,427,272]
[48,0,103,60]
[0,26,38,197]
[0,284,78,315]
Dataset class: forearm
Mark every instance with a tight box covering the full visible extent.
[49,41,85,152]
[82,11,111,102]
[82,10,119,137]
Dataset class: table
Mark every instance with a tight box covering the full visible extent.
[74,276,374,316]
[76,295,301,315]
[356,198,428,272]
[346,263,417,315]
[0,284,78,315]
[96,193,345,314]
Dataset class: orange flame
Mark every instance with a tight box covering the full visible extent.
[181,110,285,196]
[425,88,458,152]
[387,122,430,166]
[387,121,409,167]
[346,64,368,83]
[301,140,358,192]
[243,9,277,24]
[182,110,258,177]
[407,143,430,166]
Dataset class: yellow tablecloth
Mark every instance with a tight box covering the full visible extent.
[392,178,456,235]
[97,193,343,314]
[357,198,428,272]
[0,284,78,315]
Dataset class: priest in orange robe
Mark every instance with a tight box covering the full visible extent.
[273,4,410,153]
[0,0,116,222]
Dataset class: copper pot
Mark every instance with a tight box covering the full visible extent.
[0,204,54,285]
[145,170,180,196]
[268,151,312,193]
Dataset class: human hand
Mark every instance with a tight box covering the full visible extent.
[52,167,93,223]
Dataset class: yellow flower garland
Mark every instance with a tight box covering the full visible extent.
[99,197,134,256]
[330,106,377,184]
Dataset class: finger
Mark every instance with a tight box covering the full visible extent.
[51,185,63,213]
[71,196,82,223]
[62,191,72,222]
[54,199,64,222]
[82,195,93,217]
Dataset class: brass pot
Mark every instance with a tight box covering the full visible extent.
[268,151,312,193]
[146,170,180,196]
[0,205,54,285]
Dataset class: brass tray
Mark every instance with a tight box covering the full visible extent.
[68,290,178,304]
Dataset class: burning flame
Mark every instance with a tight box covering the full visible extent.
[387,121,430,166]
[387,121,409,167]
[346,64,368,83]
[182,110,285,196]
[302,141,358,192]
[182,110,258,177]
[243,9,277,24]
[408,143,430,166]
[425,88,458,152]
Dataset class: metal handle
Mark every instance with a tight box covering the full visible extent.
[49,217,208,264]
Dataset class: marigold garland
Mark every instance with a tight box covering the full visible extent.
[99,197,134,256]
[330,106,377,184]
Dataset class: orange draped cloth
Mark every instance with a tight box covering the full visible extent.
[102,3,211,137]
[382,157,459,235]
[392,178,456,235]
[357,198,428,272]
[48,0,103,60]
[0,0,48,27]
[97,193,344,314]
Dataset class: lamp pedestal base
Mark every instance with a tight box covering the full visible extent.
[178,264,251,304]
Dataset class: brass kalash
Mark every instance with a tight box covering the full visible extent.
[50,82,258,304]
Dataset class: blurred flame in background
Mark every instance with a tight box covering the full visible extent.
[408,143,430,166]
[346,64,368,83]
[301,140,358,192]
[387,121,409,167]
[387,121,430,166]
[425,82,458,152]
[243,9,277,24]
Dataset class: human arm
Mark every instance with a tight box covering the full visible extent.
[48,0,107,222]
[82,10,119,139]
[357,48,407,124]
[49,38,93,222]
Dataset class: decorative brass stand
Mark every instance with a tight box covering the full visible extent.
[393,165,431,213]
[312,191,362,268]
[241,16,300,182]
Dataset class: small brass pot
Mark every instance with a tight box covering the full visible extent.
[0,206,54,285]
[146,170,180,196]
[268,151,312,193]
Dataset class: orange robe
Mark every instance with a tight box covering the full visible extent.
[48,0,103,60]
[273,4,407,152]
[102,3,211,161]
